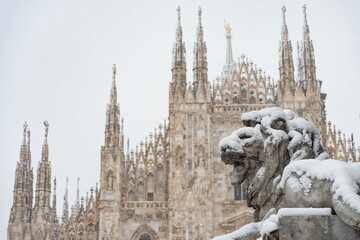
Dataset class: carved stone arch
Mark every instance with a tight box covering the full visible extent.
[131,224,159,240]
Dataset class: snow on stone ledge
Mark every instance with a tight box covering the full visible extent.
[212,214,279,240]
[278,208,332,217]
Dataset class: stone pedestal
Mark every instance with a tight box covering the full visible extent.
[278,208,360,240]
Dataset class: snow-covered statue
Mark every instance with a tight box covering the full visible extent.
[218,107,360,238]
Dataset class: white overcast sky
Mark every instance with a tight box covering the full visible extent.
[0,0,359,237]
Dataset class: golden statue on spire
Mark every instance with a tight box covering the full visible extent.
[227,24,232,34]
[224,19,232,34]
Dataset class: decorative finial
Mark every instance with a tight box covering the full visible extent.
[44,120,49,143]
[23,122,28,144]
[177,6,181,23]
[303,4,307,24]
[281,5,286,25]
[112,64,116,80]
[198,6,202,21]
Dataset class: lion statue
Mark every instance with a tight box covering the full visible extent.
[219,107,360,232]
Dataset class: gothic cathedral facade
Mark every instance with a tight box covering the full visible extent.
[8,5,359,240]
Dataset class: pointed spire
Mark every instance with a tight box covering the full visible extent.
[75,177,80,212]
[171,6,187,96]
[193,6,208,95]
[196,6,203,42]
[281,5,288,41]
[110,64,117,105]
[224,21,233,66]
[176,6,182,42]
[20,122,28,163]
[42,120,49,162]
[62,177,69,221]
[302,4,310,41]
[297,4,316,84]
[23,122,27,146]
[278,5,295,92]
[105,64,121,147]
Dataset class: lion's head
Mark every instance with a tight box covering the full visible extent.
[220,107,329,220]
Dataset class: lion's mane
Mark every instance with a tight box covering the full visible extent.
[220,107,329,221]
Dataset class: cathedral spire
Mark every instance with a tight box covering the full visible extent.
[171,6,187,96]
[278,5,295,85]
[281,5,288,41]
[41,120,49,162]
[34,121,52,216]
[20,122,28,163]
[75,177,80,212]
[9,123,34,224]
[225,22,233,66]
[302,4,310,41]
[193,6,208,94]
[223,21,234,76]
[62,177,69,221]
[111,64,117,105]
[105,64,120,147]
[297,4,316,86]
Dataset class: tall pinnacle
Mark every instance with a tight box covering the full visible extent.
[176,6,182,43]
[193,6,208,92]
[281,5,289,41]
[105,64,120,147]
[75,177,80,212]
[302,5,310,41]
[62,177,69,220]
[278,5,294,83]
[225,21,233,66]
[41,120,49,162]
[110,64,117,105]
[22,122,27,146]
[196,7,203,42]
[171,6,187,96]
[20,122,28,163]
[297,4,316,83]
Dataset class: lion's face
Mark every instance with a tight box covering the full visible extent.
[220,126,264,185]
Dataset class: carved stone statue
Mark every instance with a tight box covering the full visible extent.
[219,108,360,234]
